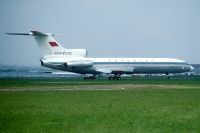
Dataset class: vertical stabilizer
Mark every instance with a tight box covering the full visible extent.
[31,31,65,56]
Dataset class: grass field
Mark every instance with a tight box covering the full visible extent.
[0,77,200,133]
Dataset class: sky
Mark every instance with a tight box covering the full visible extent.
[0,0,200,66]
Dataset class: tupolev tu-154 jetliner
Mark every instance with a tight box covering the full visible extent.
[6,31,193,79]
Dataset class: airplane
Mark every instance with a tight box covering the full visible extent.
[6,31,193,79]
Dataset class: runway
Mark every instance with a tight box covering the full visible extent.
[1,84,200,92]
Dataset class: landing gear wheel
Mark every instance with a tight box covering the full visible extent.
[108,75,121,80]
[84,75,96,80]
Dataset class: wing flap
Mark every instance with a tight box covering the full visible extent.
[97,67,134,74]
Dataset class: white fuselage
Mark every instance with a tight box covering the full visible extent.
[41,56,193,75]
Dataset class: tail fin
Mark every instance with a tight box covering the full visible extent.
[6,31,87,57]
[31,31,65,56]
[6,31,65,56]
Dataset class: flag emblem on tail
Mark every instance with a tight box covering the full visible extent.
[49,42,59,47]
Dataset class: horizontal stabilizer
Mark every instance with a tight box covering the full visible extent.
[5,32,33,36]
[5,31,60,36]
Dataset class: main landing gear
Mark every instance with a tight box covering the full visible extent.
[167,76,171,80]
[84,75,96,80]
[166,73,171,80]
[108,74,121,80]
[108,77,121,80]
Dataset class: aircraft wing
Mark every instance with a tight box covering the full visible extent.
[96,67,134,74]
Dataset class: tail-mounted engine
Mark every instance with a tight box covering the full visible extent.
[64,60,93,68]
